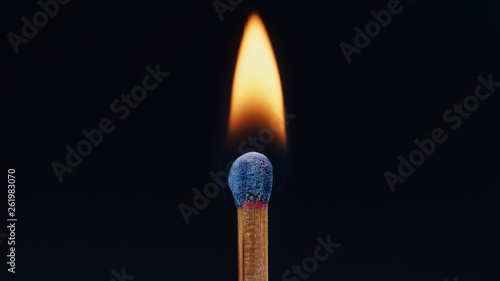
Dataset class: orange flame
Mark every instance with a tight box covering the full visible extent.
[228,12,286,149]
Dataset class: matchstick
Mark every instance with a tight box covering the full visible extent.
[229,152,273,281]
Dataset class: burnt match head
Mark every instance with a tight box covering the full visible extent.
[228,152,273,207]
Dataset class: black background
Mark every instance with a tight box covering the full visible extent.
[1,0,499,280]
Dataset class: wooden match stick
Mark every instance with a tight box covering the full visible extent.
[237,201,268,280]
[229,152,273,281]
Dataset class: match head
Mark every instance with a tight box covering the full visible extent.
[228,152,273,207]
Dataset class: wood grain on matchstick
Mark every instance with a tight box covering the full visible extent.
[237,206,268,281]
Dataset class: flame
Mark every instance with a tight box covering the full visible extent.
[228,12,286,148]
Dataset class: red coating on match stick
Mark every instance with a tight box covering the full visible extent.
[241,199,268,209]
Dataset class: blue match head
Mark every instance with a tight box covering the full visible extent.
[228,152,273,207]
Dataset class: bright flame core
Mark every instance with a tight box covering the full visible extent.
[228,13,286,148]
